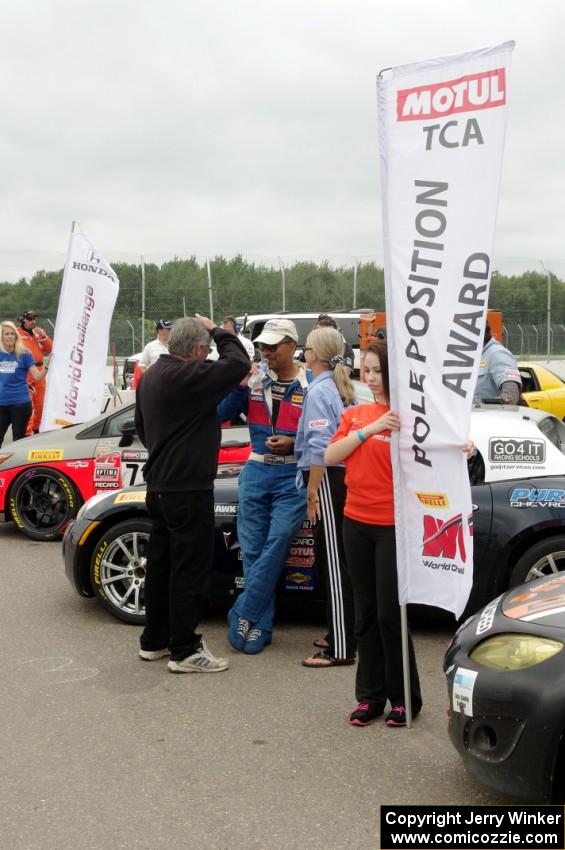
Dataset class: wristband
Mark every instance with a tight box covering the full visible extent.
[356,429,367,443]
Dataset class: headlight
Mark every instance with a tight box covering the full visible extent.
[77,492,111,520]
[470,633,563,671]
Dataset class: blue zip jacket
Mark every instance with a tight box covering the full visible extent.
[295,370,354,473]
[218,366,310,456]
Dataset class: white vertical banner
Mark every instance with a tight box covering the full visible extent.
[378,42,514,618]
[40,225,120,431]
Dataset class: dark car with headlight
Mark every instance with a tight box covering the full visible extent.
[64,404,565,626]
[444,573,565,801]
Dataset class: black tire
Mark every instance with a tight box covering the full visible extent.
[90,518,151,625]
[509,535,565,587]
[9,468,81,541]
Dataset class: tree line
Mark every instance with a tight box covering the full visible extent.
[0,256,562,328]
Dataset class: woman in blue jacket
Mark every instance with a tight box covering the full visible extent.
[0,321,45,445]
[295,326,357,667]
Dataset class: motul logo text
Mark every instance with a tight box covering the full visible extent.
[397,68,506,121]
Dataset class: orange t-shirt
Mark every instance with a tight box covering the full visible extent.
[329,402,394,525]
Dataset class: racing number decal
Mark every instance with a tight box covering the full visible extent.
[122,462,144,486]
[120,450,148,487]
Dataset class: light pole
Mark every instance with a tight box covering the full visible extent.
[126,320,135,355]
[541,260,551,356]
[278,257,286,312]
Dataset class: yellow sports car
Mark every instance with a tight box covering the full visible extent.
[519,361,565,420]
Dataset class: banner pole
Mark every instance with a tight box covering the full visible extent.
[400,604,413,729]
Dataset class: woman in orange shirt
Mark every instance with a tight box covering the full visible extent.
[325,340,421,728]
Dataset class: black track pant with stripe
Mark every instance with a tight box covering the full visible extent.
[305,467,356,660]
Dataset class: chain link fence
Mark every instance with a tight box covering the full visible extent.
[2,251,565,359]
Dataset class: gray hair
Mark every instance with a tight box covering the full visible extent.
[168,318,210,357]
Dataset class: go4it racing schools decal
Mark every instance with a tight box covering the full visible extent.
[421,512,473,574]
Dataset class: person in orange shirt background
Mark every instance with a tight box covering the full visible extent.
[16,310,53,434]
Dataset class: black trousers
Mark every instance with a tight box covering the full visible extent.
[304,467,355,659]
[140,490,215,661]
[0,402,32,445]
[343,517,422,711]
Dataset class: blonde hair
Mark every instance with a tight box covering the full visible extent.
[0,321,27,357]
[306,327,355,406]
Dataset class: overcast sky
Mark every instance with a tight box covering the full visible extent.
[0,1,563,281]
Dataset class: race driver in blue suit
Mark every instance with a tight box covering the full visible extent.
[218,318,308,654]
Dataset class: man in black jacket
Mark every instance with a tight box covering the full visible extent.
[135,314,250,673]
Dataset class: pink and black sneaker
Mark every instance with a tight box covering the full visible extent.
[349,703,383,727]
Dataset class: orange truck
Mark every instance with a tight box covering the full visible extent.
[358,309,503,377]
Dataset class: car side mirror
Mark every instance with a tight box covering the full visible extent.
[118,419,137,447]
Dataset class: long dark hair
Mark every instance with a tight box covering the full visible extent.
[365,340,390,403]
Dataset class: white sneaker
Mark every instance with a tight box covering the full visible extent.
[139,648,170,661]
[167,639,230,673]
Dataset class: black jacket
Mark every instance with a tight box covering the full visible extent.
[134,328,250,492]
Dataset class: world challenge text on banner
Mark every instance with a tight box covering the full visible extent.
[40,226,120,431]
[377,42,514,618]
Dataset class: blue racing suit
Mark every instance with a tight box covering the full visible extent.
[218,367,309,634]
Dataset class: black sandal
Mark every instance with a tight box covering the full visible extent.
[302,650,355,668]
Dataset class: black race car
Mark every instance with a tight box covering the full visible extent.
[64,405,565,626]
[63,465,319,625]
[444,573,565,802]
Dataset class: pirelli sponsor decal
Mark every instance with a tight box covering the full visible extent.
[416,492,449,508]
[114,492,146,504]
[27,449,64,462]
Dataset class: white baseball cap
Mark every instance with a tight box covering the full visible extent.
[254,318,299,345]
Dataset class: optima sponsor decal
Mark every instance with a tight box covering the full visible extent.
[94,451,122,490]
[397,68,506,122]
[416,492,449,508]
[510,487,565,508]
[28,449,64,462]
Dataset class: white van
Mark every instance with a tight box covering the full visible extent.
[236,311,374,373]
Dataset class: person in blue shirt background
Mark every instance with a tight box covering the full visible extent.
[0,321,45,445]
[295,326,357,668]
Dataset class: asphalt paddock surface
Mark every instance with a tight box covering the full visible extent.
[0,522,509,850]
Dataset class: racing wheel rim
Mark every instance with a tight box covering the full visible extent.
[525,549,565,582]
[96,530,148,618]
[11,470,77,539]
